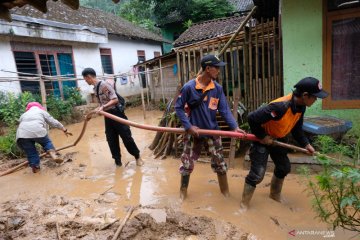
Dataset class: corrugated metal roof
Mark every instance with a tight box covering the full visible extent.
[9,1,167,43]
[173,15,246,48]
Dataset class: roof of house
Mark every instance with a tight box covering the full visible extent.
[9,1,167,43]
[227,0,254,12]
[173,15,246,48]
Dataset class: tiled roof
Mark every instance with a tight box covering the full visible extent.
[173,15,246,47]
[9,1,166,43]
[227,0,254,11]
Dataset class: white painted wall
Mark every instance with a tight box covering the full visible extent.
[72,42,103,102]
[99,35,162,97]
[0,34,163,103]
[0,39,22,94]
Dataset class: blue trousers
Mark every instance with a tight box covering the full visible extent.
[17,135,55,167]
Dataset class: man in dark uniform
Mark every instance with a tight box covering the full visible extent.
[82,68,144,167]
[240,77,328,209]
[175,55,245,200]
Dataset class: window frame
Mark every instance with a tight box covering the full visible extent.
[99,48,114,74]
[12,45,77,98]
[323,4,360,109]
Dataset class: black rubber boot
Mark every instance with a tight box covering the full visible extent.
[180,174,190,200]
[240,182,256,210]
[269,175,284,202]
[114,159,122,167]
[217,173,230,197]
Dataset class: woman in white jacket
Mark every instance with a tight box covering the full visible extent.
[16,102,72,173]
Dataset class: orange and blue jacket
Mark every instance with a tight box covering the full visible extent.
[175,77,237,131]
[248,93,309,147]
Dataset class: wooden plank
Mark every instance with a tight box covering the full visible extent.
[267,20,272,101]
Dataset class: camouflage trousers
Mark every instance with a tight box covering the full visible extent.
[179,134,227,175]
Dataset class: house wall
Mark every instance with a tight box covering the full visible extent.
[100,35,162,97]
[0,38,21,94]
[0,34,163,103]
[149,57,178,102]
[282,0,360,130]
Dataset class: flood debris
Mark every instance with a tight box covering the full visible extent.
[0,196,256,240]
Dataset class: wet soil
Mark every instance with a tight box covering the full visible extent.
[0,107,355,240]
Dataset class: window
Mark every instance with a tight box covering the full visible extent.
[323,2,360,109]
[12,43,76,98]
[154,51,161,58]
[100,48,114,74]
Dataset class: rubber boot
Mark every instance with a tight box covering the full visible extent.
[180,174,190,200]
[217,173,230,197]
[269,175,284,202]
[48,149,63,164]
[240,182,255,210]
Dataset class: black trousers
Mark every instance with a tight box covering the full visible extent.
[245,141,291,187]
[104,108,140,163]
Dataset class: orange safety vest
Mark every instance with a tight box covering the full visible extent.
[261,94,302,138]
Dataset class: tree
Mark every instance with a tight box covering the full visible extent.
[143,0,234,25]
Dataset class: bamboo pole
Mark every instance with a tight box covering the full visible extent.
[261,19,267,103]
[182,51,187,82]
[236,45,242,102]
[267,20,272,101]
[255,20,259,108]
[159,59,165,103]
[218,6,257,56]
[187,49,192,78]
[243,29,249,110]
[138,73,146,119]
[248,27,253,111]
[224,50,230,99]
[273,18,278,98]
[176,51,182,85]
[111,205,140,240]
[230,44,235,102]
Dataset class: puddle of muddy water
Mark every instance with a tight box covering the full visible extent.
[0,107,356,240]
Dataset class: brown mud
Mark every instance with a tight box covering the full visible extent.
[0,107,355,240]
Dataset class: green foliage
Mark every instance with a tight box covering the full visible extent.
[46,95,73,122]
[301,154,360,232]
[183,19,193,29]
[189,0,235,23]
[151,0,234,25]
[0,128,24,158]
[63,87,86,106]
[0,92,40,127]
[313,135,354,159]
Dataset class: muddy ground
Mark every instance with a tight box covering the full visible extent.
[0,107,355,240]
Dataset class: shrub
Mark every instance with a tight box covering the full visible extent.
[0,128,24,159]
[313,135,354,159]
[63,86,86,106]
[300,156,360,232]
[0,92,39,127]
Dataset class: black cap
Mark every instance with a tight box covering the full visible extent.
[294,77,328,99]
[200,54,226,68]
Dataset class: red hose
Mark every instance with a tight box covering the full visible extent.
[99,111,259,141]
[99,111,314,154]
